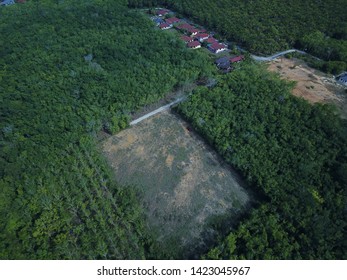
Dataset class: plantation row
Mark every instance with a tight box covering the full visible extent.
[0,0,212,259]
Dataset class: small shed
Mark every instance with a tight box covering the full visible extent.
[230,55,245,63]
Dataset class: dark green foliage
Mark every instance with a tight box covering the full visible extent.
[1,0,345,260]
[299,31,347,62]
[129,0,347,72]
[0,0,212,259]
[177,64,347,259]
[1,138,148,259]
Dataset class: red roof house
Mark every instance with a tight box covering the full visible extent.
[156,9,169,17]
[165,17,181,25]
[209,43,228,53]
[230,55,245,63]
[159,23,172,30]
[187,41,201,49]
[176,23,193,31]
[188,28,199,36]
[206,37,218,44]
[181,35,194,43]
[195,33,210,42]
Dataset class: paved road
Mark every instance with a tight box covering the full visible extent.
[130,97,185,126]
[251,49,306,61]
[130,49,307,126]
[235,46,307,61]
[129,47,309,127]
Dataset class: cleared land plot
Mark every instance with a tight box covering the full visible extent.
[102,111,252,257]
[267,58,347,117]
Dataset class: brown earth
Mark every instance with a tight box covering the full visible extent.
[102,111,253,258]
[267,58,347,117]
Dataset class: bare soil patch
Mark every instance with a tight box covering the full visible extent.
[267,58,347,117]
[102,111,253,258]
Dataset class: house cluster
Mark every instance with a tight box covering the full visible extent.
[151,8,229,54]
[0,0,25,6]
[151,8,245,73]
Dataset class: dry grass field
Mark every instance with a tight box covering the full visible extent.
[102,111,253,258]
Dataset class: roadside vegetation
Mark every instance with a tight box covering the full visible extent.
[129,0,347,74]
[0,0,213,259]
[176,63,347,259]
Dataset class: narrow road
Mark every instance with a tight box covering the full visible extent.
[130,97,185,126]
[251,49,307,61]
[235,46,307,61]
[130,18,313,127]
[128,13,322,128]
[129,49,308,126]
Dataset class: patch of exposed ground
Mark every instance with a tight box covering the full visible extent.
[102,111,253,257]
[268,58,347,117]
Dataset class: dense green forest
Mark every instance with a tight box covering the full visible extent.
[0,0,213,258]
[129,0,347,73]
[177,64,347,259]
[1,0,346,260]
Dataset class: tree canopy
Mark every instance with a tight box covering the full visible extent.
[1,0,345,260]
[177,64,347,259]
[0,0,212,259]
